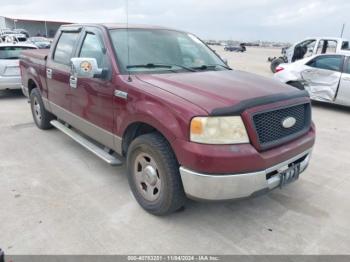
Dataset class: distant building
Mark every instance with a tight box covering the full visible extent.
[0,16,71,38]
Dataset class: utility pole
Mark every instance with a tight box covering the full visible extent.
[340,23,345,38]
[44,20,48,37]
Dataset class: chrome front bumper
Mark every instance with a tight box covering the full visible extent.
[179,149,312,201]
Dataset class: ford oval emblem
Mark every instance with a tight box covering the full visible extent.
[282,117,296,128]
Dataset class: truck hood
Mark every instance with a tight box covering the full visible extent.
[136,70,303,114]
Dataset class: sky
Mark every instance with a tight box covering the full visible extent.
[1,0,349,42]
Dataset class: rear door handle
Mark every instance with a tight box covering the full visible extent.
[343,77,350,81]
[70,75,77,88]
[46,68,52,79]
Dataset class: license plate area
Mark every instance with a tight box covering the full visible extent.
[4,66,20,76]
[279,164,300,188]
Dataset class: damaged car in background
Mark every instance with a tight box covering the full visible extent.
[274,54,350,106]
[269,37,350,73]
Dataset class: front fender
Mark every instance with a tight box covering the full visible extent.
[119,98,186,143]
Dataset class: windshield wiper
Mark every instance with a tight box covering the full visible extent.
[192,64,231,70]
[127,63,172,69]
[126,63,196,72]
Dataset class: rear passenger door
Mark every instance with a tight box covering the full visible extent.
[301,55,344,102]
[46,27,81,113]
[335,57,350,106]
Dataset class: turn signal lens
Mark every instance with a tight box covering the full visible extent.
[190,118,204,135]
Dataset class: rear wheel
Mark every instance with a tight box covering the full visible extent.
[270,57,285,73]
[127,133,186,216]
[30,88,55,129]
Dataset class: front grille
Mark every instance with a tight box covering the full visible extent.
[252,103,311,150]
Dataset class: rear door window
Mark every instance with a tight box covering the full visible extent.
[53,32,80,65]
[316,40,338,54]
[307,55,343,72]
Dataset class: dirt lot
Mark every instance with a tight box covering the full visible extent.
[214,46,280,77]
[1,47,350,255]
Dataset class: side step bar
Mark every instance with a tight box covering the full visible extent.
[50,120,122,166]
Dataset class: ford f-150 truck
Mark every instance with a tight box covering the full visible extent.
[20,24,315,215]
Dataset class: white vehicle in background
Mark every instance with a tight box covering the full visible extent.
[0,29,28,42]
[269,37,350,73]
[0,42,37,91]
[274,54,350,106]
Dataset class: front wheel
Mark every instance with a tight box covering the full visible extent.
[30,88,55,129]
[127,133,186,216]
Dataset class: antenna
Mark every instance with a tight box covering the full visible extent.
[340,23,346,38]
[126,0,132,82]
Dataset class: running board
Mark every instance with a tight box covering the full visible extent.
[50,120,122,166]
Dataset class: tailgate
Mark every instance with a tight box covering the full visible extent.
[0,59,20,76]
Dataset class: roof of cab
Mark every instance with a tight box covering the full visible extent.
[60,23,178,31]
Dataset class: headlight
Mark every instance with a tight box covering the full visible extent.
[190,116,249,144]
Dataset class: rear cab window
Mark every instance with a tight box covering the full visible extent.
[341,41,350,50]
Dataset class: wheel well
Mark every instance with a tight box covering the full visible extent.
[28,79,37,95]
[122,122,161,156]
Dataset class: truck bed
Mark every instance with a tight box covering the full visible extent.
[20,49,49,62]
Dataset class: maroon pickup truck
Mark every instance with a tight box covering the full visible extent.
[20,24,315,215]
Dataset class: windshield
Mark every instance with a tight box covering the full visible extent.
[0,46,36,59]
[109,29,227,74]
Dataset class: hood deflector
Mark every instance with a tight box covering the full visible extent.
[210,90,309,116]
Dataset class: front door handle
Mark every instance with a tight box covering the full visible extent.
[343,77,350,81]
[114,90,128,99]
[46,68,52,79]
[70,75,77,88]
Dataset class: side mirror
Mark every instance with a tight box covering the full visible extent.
[70,57,106,79]
[222,58,228,65]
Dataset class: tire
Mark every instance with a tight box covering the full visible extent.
[287,81,305,90]
[30,88,55,129]
[127,133,186,216]
[270,57,285,73]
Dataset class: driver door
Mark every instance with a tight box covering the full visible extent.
[69,27,116,151]
[301,55,344,102]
